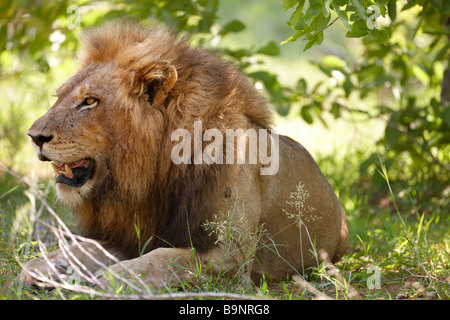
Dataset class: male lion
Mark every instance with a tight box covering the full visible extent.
[23,21,348,289]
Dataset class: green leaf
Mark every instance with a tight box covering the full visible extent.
[300,105,314,124]
[343,77,353,96]
[256,41,279,56]
[310,13,331,32]
[291,5,304,28]
[388,0,397,22]
[385,123,400,148]
[304,2,322,25]
[221,19,245,35]
[411,64,430,85]
[322,55,346,69]
[332,1,352,31]
[311,61,332,77]
[276,104,291,116]
[281,28,310,45]
[322,0,333,18]
[249,71,276,84]
[304,31,324,51]
[260,274,268,294]
[331,102,341,119]
[351,0,368,19]
[345,19,368,38]
[249,71,284,101]
[296,78,307,95]
[282,0,300,11]
[368,28,389,43]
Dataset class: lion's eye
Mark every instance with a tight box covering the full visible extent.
[85,97,96,105]
[76,97,99,111]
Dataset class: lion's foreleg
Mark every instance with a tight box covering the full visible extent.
[99,248,197,288]
[98,244,254,290]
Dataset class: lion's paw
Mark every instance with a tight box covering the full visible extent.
[16,257,66,287]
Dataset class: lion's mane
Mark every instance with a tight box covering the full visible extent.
[74,21,274,258]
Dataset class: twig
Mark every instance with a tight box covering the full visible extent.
[292,274,332,300]
[381,267,448,285]
[4,163,154,295]
[302,17,339,41]
[29,198,156,296]
[318,249,361,299]
[323,17,339,32]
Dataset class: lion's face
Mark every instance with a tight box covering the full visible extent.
[28,63,120,205]
[28,52,178,208]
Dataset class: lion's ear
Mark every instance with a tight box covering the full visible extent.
[140,60,177,107]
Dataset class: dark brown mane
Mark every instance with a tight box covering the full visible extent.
[79,140,227,258]
[153,162,226,252]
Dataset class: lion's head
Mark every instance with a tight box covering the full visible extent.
[27,21,273,258]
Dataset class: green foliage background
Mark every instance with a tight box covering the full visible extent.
[281,0,449,199]
[1,0,448,200]
[0,0,448,299]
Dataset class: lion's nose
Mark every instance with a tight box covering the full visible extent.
[27,131,54,148]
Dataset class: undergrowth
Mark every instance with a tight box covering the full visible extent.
[0,150,448,300]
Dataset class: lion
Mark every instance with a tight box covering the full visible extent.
[23,21,348,290]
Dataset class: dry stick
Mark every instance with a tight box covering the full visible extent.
[19,191,71,288]
[17,244,261,300]
[318,249,361,300]
[34,214,100,287]
[292,275,332,300]
[42,219,106,288]
[28,179,152,293]
[4,164,154,296]
[34,197,154,297]
[38,214,129,290]
[11,191,92,291]
[381,267,448,285]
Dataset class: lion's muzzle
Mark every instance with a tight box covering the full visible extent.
[27,129,53,162]
[28,124,96,188]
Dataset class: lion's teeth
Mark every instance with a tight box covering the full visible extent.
[51,163,60,175]
[65,164,73,177]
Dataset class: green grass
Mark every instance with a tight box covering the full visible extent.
[314,153,449,300]
[1,145,448,300]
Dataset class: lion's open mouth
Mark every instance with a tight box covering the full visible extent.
[51,159,95,187]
